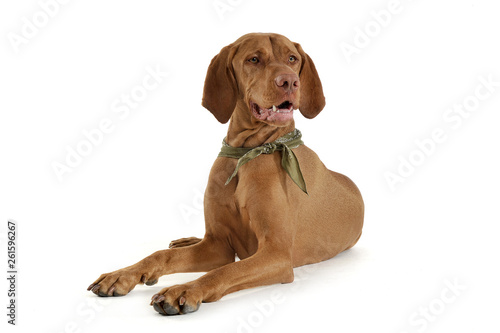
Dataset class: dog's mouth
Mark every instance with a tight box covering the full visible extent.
[250,100,295,124]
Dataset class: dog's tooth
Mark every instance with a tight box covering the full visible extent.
[272,105,277,112]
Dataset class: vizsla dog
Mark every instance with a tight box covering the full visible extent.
[88,33,364,315]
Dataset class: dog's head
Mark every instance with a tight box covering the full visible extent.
[202,33,325,127]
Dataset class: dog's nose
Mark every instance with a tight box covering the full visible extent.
[275,74,300,93]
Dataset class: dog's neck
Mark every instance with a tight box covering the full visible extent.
[226,100,295,148]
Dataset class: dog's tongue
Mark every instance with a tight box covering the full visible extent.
[253,101,294,124]
[266,103,294,122]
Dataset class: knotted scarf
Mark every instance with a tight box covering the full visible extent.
[218,129,307,194]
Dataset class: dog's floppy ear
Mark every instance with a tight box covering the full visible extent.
[294,43,326,119]
[202,44,238,124]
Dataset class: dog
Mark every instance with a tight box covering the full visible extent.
[88,33,364,315]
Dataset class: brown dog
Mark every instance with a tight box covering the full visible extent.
[88,33,364,315]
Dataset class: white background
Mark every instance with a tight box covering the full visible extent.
[1,0,499,332]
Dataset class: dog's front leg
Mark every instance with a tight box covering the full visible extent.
[149,195,297,315]
[88,236,234,297]
[151,239,294,315]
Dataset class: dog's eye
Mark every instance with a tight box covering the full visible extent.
[288,56,297,63]
[248,57,259,64]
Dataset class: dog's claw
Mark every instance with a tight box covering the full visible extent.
[151,294,165,305]
[152,295,182,315]
[91,284,100,294]
[151,292,200,315]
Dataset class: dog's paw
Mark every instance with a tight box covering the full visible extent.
[150,283,203,315]
[169,237,202,248]
[88,268,158,297]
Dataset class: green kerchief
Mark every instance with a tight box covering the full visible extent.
[218,129,308,194]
